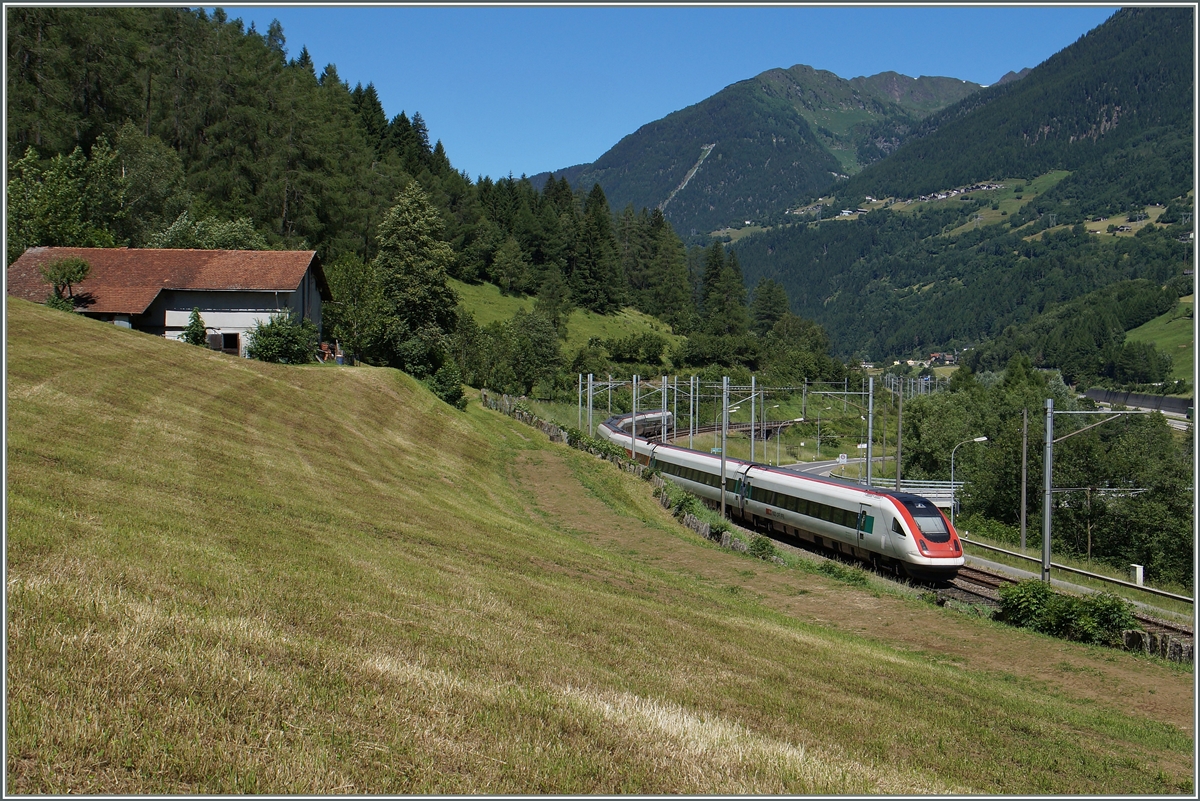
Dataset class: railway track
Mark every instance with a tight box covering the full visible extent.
[935,565,1012,608]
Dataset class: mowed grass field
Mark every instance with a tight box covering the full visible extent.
[6,299,1194,794]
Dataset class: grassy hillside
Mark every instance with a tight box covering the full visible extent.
[1126,295,1195,381]
[451,278,685,356]
[6,299,1193,794]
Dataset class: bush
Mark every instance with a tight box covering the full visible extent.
[996,580,1137,646]
[245,311,318,364]
[816,560,869,586]
[748,535,778,561]
[43,293,76,312]
[428,362,466,409]
[563,427,628,460]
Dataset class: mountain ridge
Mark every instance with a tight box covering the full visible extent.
[529,66,983,235]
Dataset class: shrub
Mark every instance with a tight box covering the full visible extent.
[428,362,466,409]
[43,294,76,312]
[564,427,628,460]
[748,535,777,561]
[996,580,1137,647]
[245,311,318,364]
[816,560,868,586]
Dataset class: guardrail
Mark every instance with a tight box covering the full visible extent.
[960,537,1194,604]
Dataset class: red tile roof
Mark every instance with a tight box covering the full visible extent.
[6,247,329,315]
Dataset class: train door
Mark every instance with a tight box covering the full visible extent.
[856,503,884,556]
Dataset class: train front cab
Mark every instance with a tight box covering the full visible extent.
[884,494,964,581]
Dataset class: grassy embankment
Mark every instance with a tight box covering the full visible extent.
[1125,294,1194,383]
[6,298,1193,794]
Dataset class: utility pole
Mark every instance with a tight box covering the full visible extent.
[865,376,874,486]
[1042,399,1053,582]
[750,375,756,462]
[720,376,729,520]
[1040,403,1147,582]
[661,374,667,443]
[631,375,639,461]
[1020,407,1028,551]
[689,376,695,449]
[894,387,903,491]
[587,373,594,437]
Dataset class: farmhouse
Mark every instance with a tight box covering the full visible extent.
[7,247,330,356]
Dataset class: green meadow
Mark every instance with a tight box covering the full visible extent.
[5,299,1192,794]
[1125,295,1194,383]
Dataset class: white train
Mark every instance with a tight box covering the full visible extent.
[598,411,964,581]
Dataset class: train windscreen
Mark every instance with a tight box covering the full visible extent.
[903,499,951,543]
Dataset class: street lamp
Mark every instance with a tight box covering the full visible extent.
[950,436,988,526]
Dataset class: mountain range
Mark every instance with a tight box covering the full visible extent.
[531,67,986,237]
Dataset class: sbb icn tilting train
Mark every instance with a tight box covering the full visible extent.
[598,411,964,581]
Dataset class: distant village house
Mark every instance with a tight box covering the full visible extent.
[7,247,330,356]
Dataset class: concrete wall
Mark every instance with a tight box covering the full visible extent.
[1084,388,1193,416]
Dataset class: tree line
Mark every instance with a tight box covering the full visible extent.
[6,5,848,402]
[900,355,1192,588]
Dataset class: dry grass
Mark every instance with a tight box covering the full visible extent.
[5,298,1193,794]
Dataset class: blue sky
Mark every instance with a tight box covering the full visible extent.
[222,4,1118,181]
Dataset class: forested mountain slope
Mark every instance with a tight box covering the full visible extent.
[734,7,1194,364]
[532,66,981,237]
[836,7,1192,215]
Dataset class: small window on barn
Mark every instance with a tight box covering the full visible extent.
[222,333,239,354]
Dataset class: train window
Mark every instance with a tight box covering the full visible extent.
[902,501,951,543]
[860,514,874,534]
[912,513,951,543]
[891,519,906,537]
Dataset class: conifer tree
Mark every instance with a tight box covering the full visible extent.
[750,277,790,336]
[182,307,208,346]
[372,181,459,377]
[700,241,725,315]
[571,183,622,313]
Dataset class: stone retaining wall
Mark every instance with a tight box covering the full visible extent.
[1122,629,1194,663]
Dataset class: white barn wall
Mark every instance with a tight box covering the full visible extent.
[153,288,306,356]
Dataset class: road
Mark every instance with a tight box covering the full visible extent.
[779,457,868,478]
